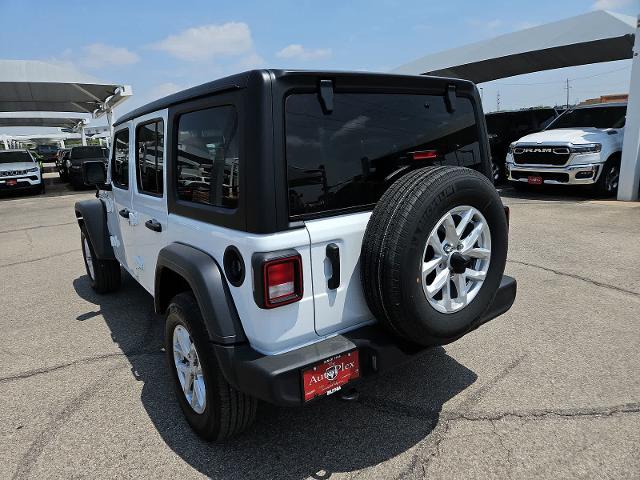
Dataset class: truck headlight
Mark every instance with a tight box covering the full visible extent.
[27,167,39,173]
[571,143,601,154]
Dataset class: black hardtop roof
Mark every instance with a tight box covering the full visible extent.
[114,69,477,127]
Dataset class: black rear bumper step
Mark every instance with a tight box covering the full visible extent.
[214,275,517,407]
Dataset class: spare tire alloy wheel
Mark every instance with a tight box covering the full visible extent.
[173,325,206,414]
[361,166,508,346]
[422,206,491,313]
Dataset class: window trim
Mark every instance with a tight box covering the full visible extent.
[166,90,246,231]
[111,126,131,190]
[134,117,165,198]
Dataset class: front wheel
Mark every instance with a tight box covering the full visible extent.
[593,157,620,197]
[165,292,257,441]
[81,229,121,293]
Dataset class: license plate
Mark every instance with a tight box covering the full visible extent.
[302,350,360,402]
[528,175,543,185]
[6,179,17,186]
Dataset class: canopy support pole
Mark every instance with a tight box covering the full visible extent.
[618,16,640,201]
[81,127,87,146]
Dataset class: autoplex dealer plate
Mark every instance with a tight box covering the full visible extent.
[302,350,360,402]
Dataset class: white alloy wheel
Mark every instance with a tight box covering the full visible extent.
[421,205,491,314]
[173,325,207,414]
[83,236,95,281]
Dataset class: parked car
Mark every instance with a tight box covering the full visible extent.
[67,145,108,188]
[35,144,59,163]
[74,70,517,441]
[56,149,71,181]
[506,102,626,196]
[486,107,561,183]
[0,149,45,194]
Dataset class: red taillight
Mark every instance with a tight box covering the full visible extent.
[411,150,438,161]
[262,255,303,308]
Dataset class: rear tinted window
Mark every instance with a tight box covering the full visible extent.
[0,151,34,164]
[176,106,239,209]
[286,93,481,217]
[71,146,107,160]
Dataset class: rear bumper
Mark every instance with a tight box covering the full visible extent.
[214,275,517,407]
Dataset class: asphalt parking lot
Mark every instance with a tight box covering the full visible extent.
[1,186,639,479]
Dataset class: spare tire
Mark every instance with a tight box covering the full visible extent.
[361,166,508,346]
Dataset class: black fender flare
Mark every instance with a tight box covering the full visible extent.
[74,199,115,260]
[155,243,246,345]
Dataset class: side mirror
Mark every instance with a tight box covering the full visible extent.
[83,162,111,190]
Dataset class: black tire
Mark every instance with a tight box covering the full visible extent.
[592,156,620,197]
[165,292,257,441]
[361,166,508,346]
[80,228,121,293]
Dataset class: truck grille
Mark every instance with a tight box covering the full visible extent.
[0,169,29,176]
[513,146,570,166]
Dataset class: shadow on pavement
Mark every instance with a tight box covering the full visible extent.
[73,273,477,479]
[497,184,614,202]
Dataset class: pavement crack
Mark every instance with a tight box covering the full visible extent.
[508,259,640,297]
[0,249,79,269]
[0,221,77,235]
[0,350,163,384]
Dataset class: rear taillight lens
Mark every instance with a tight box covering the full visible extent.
[257,254,303,308]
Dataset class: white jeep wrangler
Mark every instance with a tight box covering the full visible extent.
[75,70,516,441]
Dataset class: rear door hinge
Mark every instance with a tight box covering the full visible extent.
[445,84,457,113]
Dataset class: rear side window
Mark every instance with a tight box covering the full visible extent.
[111,129,129,189]
[285,93,481,217]
[136,120,164,196]
[176,106,239,209]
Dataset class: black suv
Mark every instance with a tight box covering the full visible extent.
[67,146,108,188]
[486,107,561,182]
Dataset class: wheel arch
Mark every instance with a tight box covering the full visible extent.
[74,199,115,260]
[155,243,247,345]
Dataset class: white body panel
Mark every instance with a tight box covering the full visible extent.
[305,212,374,335]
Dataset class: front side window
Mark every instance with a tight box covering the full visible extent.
[111,129,129,188]
[285,92,481,217]
[136,120,164,196]
[176,105,239,209]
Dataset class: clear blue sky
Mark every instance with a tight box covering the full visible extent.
[0,0,638,126]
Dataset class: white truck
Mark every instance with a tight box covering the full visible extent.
[506,102,626,195]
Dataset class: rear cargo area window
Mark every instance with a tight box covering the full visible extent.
[176,106,239,209]
[285,93,481,217]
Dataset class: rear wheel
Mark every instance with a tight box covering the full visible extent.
[165,292,256,441]
[81,228,121,293]
[361,167,508,346]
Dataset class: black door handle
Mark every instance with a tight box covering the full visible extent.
[326,243,340,289]
[119,208,130,219]
[145,219,162,232]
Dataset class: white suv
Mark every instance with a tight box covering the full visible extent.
[74,70,517,441]
[506,102,626,196]
[0,149,44,194]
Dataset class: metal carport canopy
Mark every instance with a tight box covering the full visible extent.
[0,112,86,129]
[394,10,640,202]
[393,10,635,82]
[0,60,132,118]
